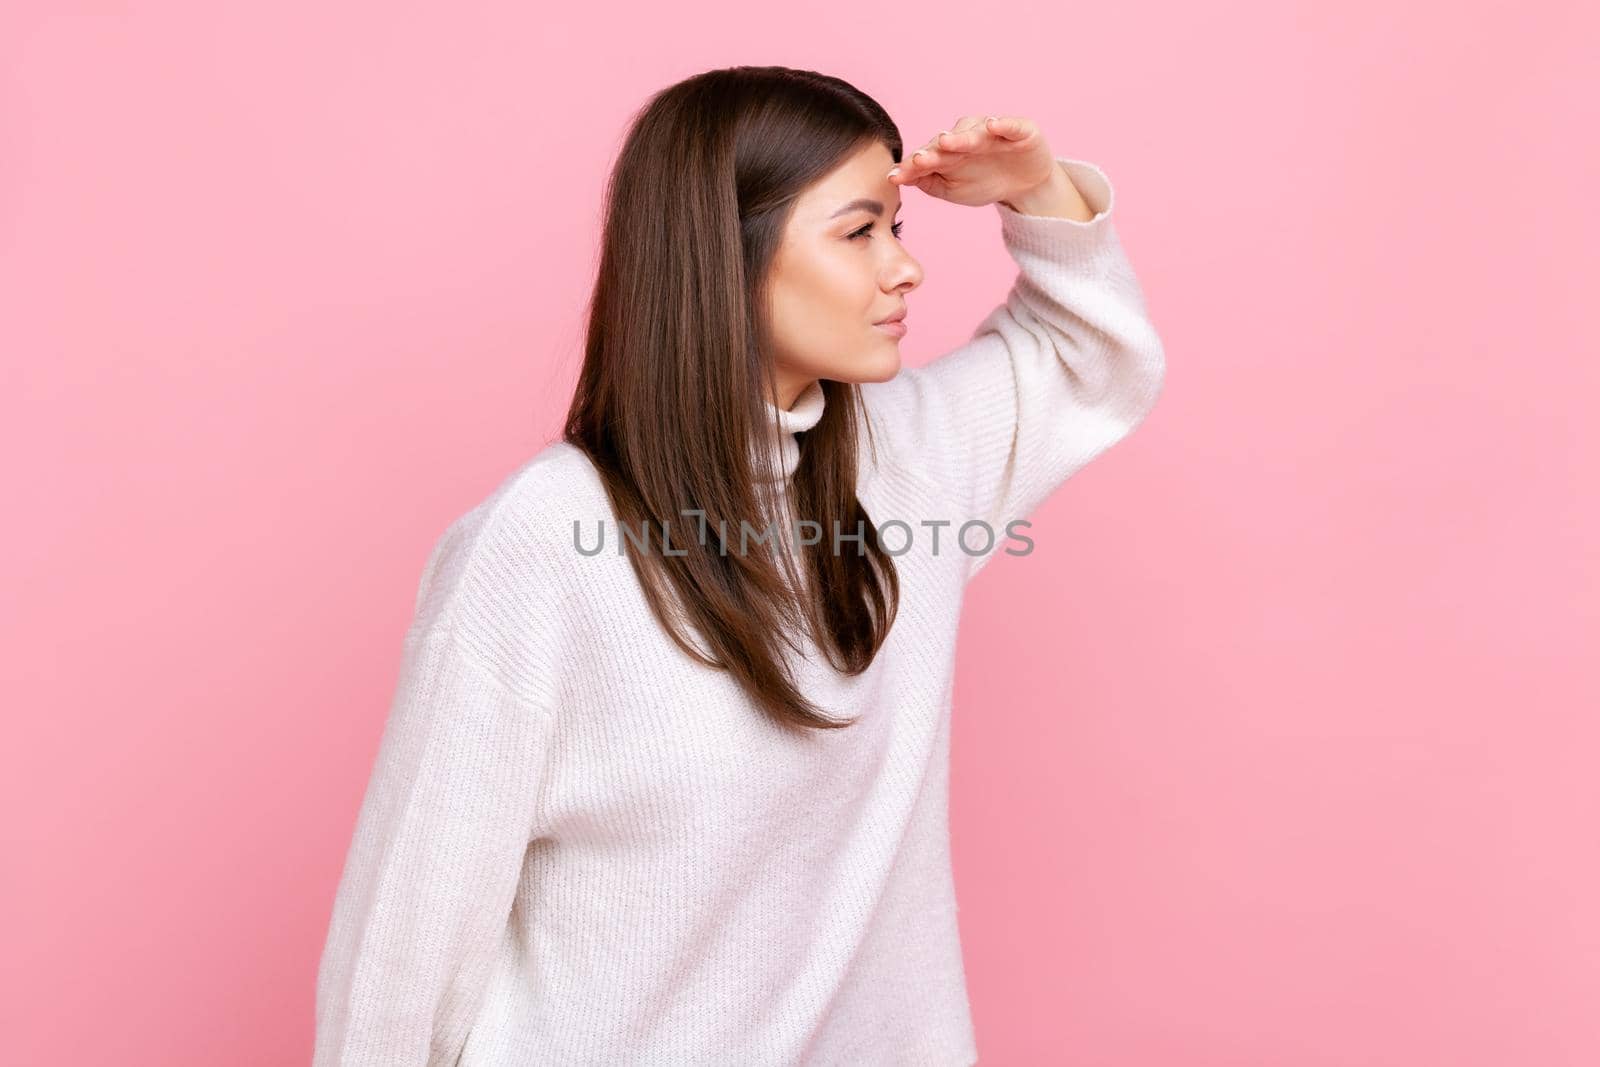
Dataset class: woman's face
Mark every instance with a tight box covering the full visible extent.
[763,140,924,409]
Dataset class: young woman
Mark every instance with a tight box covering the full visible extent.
[314,65,1165,1065]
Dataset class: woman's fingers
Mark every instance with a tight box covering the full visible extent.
[934,128,977,151]
[891,146,941,183]
[933,115,991,152]
[935,115,986,149]
[985,115,1035,141]
[889,114,1018,184]
[933,116,1017,156]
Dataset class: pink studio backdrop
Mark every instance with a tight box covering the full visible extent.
[3,3,1594,1064]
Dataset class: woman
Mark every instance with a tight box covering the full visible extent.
[314,65,1165,1065]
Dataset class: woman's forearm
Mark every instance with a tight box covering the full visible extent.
[1002,158,1096,220]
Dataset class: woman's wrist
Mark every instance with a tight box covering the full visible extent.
[1000,159,1095,220]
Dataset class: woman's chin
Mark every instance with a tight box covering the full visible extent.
[807,346,901,386]
[845,350,902,384]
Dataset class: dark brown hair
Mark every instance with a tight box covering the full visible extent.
[563,66,906,734]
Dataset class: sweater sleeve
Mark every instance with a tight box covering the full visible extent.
[865,157,1167,580]
[313,520,558,1065]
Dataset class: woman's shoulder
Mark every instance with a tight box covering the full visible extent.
[853,373,960,508]
[410,440,606,640]
[494,439,613,531]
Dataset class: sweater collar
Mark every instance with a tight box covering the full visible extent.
[753,378,826,485]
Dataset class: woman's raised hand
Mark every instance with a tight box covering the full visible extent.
[888,115,1061,209]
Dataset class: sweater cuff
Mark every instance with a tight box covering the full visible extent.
[995,157,1117,265]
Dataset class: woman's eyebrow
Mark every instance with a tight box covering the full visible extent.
[829,197,885,219]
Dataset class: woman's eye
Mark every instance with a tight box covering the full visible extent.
[847,220,906,241]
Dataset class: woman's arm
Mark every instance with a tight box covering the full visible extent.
[314,516,559,1065]
[868,129,1166,579]
[1001,150,1097,219]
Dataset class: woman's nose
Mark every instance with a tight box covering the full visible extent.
[885,250,923,291]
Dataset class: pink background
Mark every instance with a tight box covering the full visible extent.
[4,3,1595,1064]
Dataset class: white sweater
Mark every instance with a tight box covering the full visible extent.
[313,158,1166,1066]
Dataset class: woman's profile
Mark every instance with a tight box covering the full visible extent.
[313,64,1165,1065]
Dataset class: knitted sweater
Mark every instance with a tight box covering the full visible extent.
[313,158,1166,1066]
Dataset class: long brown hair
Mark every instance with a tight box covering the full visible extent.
[563,66,905,734]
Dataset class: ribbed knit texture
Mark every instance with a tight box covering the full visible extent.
[313,158,1166,1066]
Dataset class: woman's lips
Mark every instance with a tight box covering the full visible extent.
[874,319,908,338]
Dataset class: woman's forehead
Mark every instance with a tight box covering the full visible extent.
[790,143,901,226]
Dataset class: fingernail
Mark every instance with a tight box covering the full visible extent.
[887,166,900,178]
